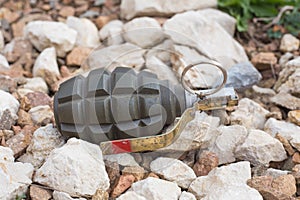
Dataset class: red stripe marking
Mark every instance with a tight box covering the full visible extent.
[111,139,132,154]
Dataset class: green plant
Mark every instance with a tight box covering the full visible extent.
[218,0,300,32]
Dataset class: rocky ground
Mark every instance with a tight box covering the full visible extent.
[0,0,300,199]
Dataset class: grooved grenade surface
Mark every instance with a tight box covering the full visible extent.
[54,67,187,144]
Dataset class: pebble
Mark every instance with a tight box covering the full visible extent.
[25,21,77,57]
[0,31,4,51]
[99,20,124,46]
[104,153,139,167]
[279,52,294,66]
[3,37,32,63]
[6,130,32,157]
[52,191,86,200]
[33,47,60,81]
[271,92,300,110]
[179,191,196,200]
[59,6,75,17]
[66,46,92,66]
[22,77,48,93]
[150,157,196,189]
[193,151,219,176]
[111,174,135,198]
[117,191,146,200]
[0,146,14,162]
[123,17,165,48]
[188,161,262,200]
[275,134,295,156]
[0,90,20,124]
[226,62,262,89]
[235,129,287,166]
[104,160,120,189]
[95,14,118,29]
[120,0,217,20]
[29,185,52,200]
[280,34,300,52]
[0,54,10,70]
[34,138,110,196]
[251,52,277,70]
[18,124,65,168]
[92,189,109,200]
[20,91,51,111]
[28,105,53,125]
[66,16,100,48]
[122,165,146,181]
[289,110,300,126]
[263,168,289,178]
[0,75,16,92]
[230,98,269,130]
[17,109,33,126]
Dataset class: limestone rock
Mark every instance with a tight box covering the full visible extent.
[34,138,110,196]
[4,37,32,63]
[188,161,262,200]
[104,153,139,167]
[0,54,10,70]
[271,92,300,110]
[263,168,289,178]
[209,125,248,165]
[66,46,92,66]
[288,110,300,126]
[18,124,65,168]
[66,16,100,48]
[117,191,146,200]
[25,21,77,57]
[235,129,287,166]
[123,17,165,48]
[6,131,32,157]
[280,34,300,52]
[150,157,196,189]
[0,75,16,92]
[230,98,269,130]
[87,43,145,71]
[33,47,60,81]
[52,191,86,200]
[122,166,146,181]
[251,52,277,70]
[0,31,4,51]
[197,8,236,36]
[0,90,19,124]
[277,67,300,95]
[29,185,52,200]
[226,62,262,89]
[22,77,48,93]
[28,105,54,125]
[121,0,217,20]
[179,191,196,200]
[164,11,248,69]
[0,146,14,162]
[99,20,124,46]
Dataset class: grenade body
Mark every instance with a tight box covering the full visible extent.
[54,67,193,144]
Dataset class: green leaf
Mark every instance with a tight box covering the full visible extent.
[249,4,278,17]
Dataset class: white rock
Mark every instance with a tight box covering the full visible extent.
[130,177,181,200]
[197,8,236,36]
[66,16,100,48]
[33,47,60,80]
[164,11,248,69]
[0,31,4,51]
[263,168,289,178]
[104,153,139,167]
[0,90,19,121]
[53,191,86,200]
[265,118,300,151]
[145,56,178,84]
[34,138,110,196]
[0,160,34,200]
[22,77,48,93]
[279,52,294,66]
[18,124,65,168]
[28,105,54,125]
[209,125,248,165]
[99,20,124,46]
[188,161,262,200]
[150,157,196,189]
[16,88,34,99]
[230,98,269,130]
[121,0,217,20]
[280,34,300,52]
[87,43,145,71]
[179,191,196,200]
[25,21,77,57]
[0,146,14,163]
[123,17,165,48]
[117,191,147,200]
[277,68,300,96]
[146,39,173,63]
[235,129,287,166]
[0,54,9,70]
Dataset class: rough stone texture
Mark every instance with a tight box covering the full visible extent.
[20,91,51,111]
[4,38,32,63]
[18,124,64,168]
[179,191,196,200]
[0,90,19,124]
[87,43,145,71]
[29,185,52,200]
[150,157,196,189]
[188,161,262,200]
[34,138,110,196]
[164,11,248,69]
[145,55,178,84]
[265,118,300,151]
[0,75,16,92]
[92,189,109,200]
[197,8,236,36]
[292,164,300,184]
[99,20,124,46]
[120,0,217,20]
[230,98,269,130]
[28,105,53,125]
[66,46,92,66]
[275,134,295,156]
[251,52,277,70]
[226,62,262,89]
[6,131,32,157]
[263,168,289,178]
[289,110,300,126]
[0,54,10,70]
[279,52,294,66]
[122,165,146,181]
[0,146,34,200]
[17,109,33,126]
[33,47,60,81]
[209,125,248,165]
[117,191,147,200]
[52,191,86,200]
[193,151,218,176]
[280,34,300,52]
[22,77,48,93]
[111,174,135,198]
[128,177,181,200]
[271,92,300,110]
[235,129,287,166]
[0,30,4,51]
[251,85,276,104]
[104,153,139,167]
[66,16,100,48]
[25,21,77,57]
[123,17,165,48]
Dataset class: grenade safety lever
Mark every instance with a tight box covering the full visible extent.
[54,61,238,155]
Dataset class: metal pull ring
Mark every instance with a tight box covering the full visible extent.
[181,60,227,98]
